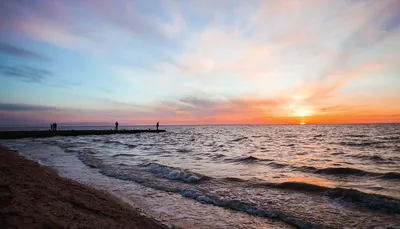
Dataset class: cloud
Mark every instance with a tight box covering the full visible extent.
[296,62,386,103]
[0,103,57,112]
[0,43,49,61]
[0,112,48,126]
[318,0,400,80]
[0,65,52,83]
[155,95,280,123]
[83,0,170,40]
[0,64,80,89]
[1,0,184,51]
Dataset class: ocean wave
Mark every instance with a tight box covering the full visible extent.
[338,141,386,147]
[224,156,272,163]
[179,188,321,229]
[295,165,318,172]
[315,167,369,175]
[96,164,328,227]
[103,139,122,144]
[344,134,368,138]
[380,136,399,141]
[223,177,247,182]
[231,137,248,142]
[326,188,400,214]
[211,153,225,159]
[146,163,211,183]
[78,151,103,168]
[330,151,345,155]
[380,172,400,180]
[314,167,400,181]
[248,181,400,214]
[176,148,192,153]
[349,154,394,164]
[355,154,385,161]
[250,181,328,192]
[97,162,400,225]
[125,144,137,148]
[267,162,287,168]
[111,153,136,157]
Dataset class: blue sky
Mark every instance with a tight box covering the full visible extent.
[0,0,399,125]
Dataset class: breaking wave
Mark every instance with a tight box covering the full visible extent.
[145,163,211,183]
[224,155,272,163]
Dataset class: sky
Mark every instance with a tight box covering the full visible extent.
[0,0,399,126]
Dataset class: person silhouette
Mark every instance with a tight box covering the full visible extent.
[50,123,53,131]
[54,123,57,131]
[156,122,159,130]
[115,121,119,130]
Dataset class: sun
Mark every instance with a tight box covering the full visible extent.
[300,122,306,125]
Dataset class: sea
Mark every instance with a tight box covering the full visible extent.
[1,124,399,228]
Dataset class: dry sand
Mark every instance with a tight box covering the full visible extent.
[0,146,169,229]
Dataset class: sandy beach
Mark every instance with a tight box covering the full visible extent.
[0,146,168,229]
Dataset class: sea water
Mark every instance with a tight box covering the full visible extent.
[2,124,399,228]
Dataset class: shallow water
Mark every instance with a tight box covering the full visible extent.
[2,124,400,228]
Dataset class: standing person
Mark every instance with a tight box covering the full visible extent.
[156,122,159,130]
[115,121,119,130]
[54,123,57,131]
[50,123,53,131]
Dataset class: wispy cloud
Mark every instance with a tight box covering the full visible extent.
[0,43,49,61]
[154,95,280,123]
[1,0,183,51]
[0,103,57,112]
[318,0,400,80]
[0,65,51,83]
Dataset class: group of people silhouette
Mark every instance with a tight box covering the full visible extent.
[114,121,160,130]
[50,123,57,131]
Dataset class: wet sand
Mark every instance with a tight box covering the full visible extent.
[0,146,168,229]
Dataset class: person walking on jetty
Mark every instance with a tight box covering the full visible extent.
[115,121,119,130]
[156,122,159,130]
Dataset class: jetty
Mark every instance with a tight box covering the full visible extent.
[0,129,166,139]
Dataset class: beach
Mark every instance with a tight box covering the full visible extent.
[0,146,168,229]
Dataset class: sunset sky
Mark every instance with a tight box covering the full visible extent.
[0,0,399,126]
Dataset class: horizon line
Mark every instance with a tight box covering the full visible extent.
[1,122,399,128]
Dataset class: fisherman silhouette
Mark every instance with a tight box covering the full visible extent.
[115,121,119,130]
[156,122,159,130]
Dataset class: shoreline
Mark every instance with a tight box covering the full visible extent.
[0,146,169,229]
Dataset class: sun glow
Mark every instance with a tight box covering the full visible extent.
[293,108,312,117]
[300,122,306,125]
